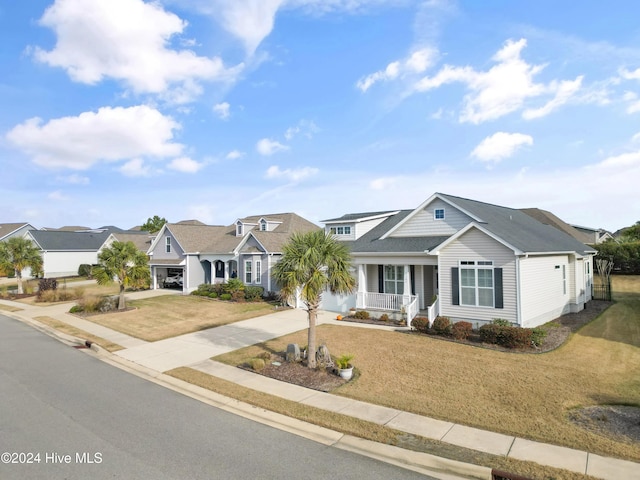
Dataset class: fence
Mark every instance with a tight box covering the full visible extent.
[592,280,612,301]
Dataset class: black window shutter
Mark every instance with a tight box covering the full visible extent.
[451,267,459,305]
[494,268,503,309]
[410,265,416,295]
[378,265,384,293]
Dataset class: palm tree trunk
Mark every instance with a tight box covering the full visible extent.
[307,305,317,368]
[16,270,23,295]
[118,283,126,310]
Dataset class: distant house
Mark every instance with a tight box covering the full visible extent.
[520,208,612,245]
[321,193,596,329]
[24,227,150,278]
[147,213,319,293]
[0,223,36,242]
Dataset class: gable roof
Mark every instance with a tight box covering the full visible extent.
[112,232,153,253]
[156,213,319,255]
[331,193,595,256]
[0,223,35,241]
[322,211,400,223]
[27,230,111,251]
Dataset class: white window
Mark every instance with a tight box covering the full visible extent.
[260,220,267,231]
[256,260,261,283]
[329,226,351,235]
[460,261,494,307]
[562,265,566,295]
[165,236,171,253]
[245,260,252,283]
[434,208,445,220]
[384,265,404,295]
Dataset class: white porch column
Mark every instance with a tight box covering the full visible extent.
[403,265,411,305]
[224,262,229,282]
[357,264,366,308]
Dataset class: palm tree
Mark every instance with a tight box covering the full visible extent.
[0,237,43,294]
[272,230,356,368]
[92,241,150,310]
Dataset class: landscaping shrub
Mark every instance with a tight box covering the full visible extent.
[499,327,532,349]
[37,289,59,303]
[224,278,245,295]
[411,316,430,333]
[492,318,511,327]
[432,316,452,336]
[353,310,370,320]
[263,291,278,301]
[451,321,473,340]
[531,327,547,347]
[78,264,92,277]
[231,290,245,302]
[249,358,265,371]
[72,295,118,314]
[220,293,232,301]
[37,278,58,300]
[207,292,218,299]
[244,286,264,301]
[479,324,501,344]
[379,313,389,322]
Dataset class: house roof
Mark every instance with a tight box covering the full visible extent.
[0,223,34,241]
[28,230,111,251]
[162,213,319,254]
[520,208,594,244]
[321,211,399,223]
[334,193,595,256]
[112,232,153,252]
[41,225,92,232]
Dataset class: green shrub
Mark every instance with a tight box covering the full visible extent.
[249,358,265,371]
[432,316,452,336]
[451,321,473,340]
[353,310,370,320]
[492,318,511,327]
[224,278,245,294]
[379,313,389,322]
[531,327,547,347]
[78,264,92,277]
[220,293,232,301]
[411,316,430,333]
[244,286,264,301]
[499,327,532,349]
[479,323,501,344]
[207,292,218,299]
[69,305,83,313]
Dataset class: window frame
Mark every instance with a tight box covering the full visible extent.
[383,265,404,295]
[434,208,445,220]
[255,260,261,284]
[165,236,171,253]
[244,260,252,284]
[459,260,494,308]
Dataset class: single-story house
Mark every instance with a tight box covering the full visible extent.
[321,193,596,329]
[0,223,36,242]
[147,213,319,293]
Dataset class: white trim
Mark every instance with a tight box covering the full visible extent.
[234,232,267,255]
[430,222,524,256]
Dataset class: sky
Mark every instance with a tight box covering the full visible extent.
[1,0,639,232]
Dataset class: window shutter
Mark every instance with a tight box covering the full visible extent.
[451,267,459,305]
[410,265,416,295]
[494,268,503,309]
[378,265,384,293]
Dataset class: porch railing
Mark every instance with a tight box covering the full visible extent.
[427,296,440,326]
[356,292,419,322]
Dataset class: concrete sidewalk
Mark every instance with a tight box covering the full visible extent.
[2,290,639,480]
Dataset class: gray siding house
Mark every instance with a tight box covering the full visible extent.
[147,213,319,293]
[321,193,596,329]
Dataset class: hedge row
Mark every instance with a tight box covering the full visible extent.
[191,282,267,302]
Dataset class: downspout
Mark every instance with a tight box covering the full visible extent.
[515,256,522,327]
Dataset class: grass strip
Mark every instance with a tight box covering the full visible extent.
[34,316,125,352]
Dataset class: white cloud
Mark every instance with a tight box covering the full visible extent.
[186,204,216,224]
[168,156,204,173]
[256,138,289,155]
[632,132,640,143]
[56,174,89,185]
[34,0,240,102]
[284,120,319,140]
[620,67,640,81]
[414,38,582,123]
[471,132,533,164]
[48,190,69,201]
[623,92,640,113]
[6,105,183,170]
[589,150,640,170]
[213,102,231,119]
[265,165,318,182]
[369,177,399,190]
[120,158,151,177]
[357,47,437,92]
[226,150,244,160]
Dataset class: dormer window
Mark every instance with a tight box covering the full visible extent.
[236,222,243,236]
[329,226,351,235]
[165,236,171,253]
[260,220,267,231]
[434,208,445,220]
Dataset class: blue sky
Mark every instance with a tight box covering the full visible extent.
[1,0,639,232]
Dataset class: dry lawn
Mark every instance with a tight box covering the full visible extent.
[215,275,640,463]
[86,295,276,341]
[0,303,23,312]
[15,283,120,305]
[34,316,124,352]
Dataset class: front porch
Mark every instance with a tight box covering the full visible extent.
[354,263,440,325]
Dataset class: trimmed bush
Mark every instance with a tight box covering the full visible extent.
[379,313,389,322]
[224,278,245,294]
[499,327,532,349]
[231,290,245,302]
[244,286,264,301]
[208,292,218,299]
[432,316,452,336]
[353,310,370,320]
[220,293,232,301]
[451,321,473,340]
[411,316,429,333]
[492,318,511,327]
[248,358,265,371]
[479,323,501,344]
[531,327,547,347]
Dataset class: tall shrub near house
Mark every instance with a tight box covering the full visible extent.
[0,237,43,294]
[272,230,356,369]
[92,241,150,310]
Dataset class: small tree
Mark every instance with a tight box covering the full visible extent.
[0,237,43,294]
[272,230,356,368]
[92,241,150,310]
[141,215,167,234]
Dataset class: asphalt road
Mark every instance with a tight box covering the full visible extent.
[0,314,436,479]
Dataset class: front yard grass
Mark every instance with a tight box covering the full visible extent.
[213,275,640,464]
[85,295,276,341]
[34,316,124,352]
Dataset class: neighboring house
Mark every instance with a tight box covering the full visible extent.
[24,230,113,278]
[147,213,319,293]
[321,193,596,329]
[570,225,614,244]
[0,222,36,242]
[521,208,612,245]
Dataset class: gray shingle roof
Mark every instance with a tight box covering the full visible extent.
[321,211,399,222]
[28,231,111,251]
[519,208,594,245]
